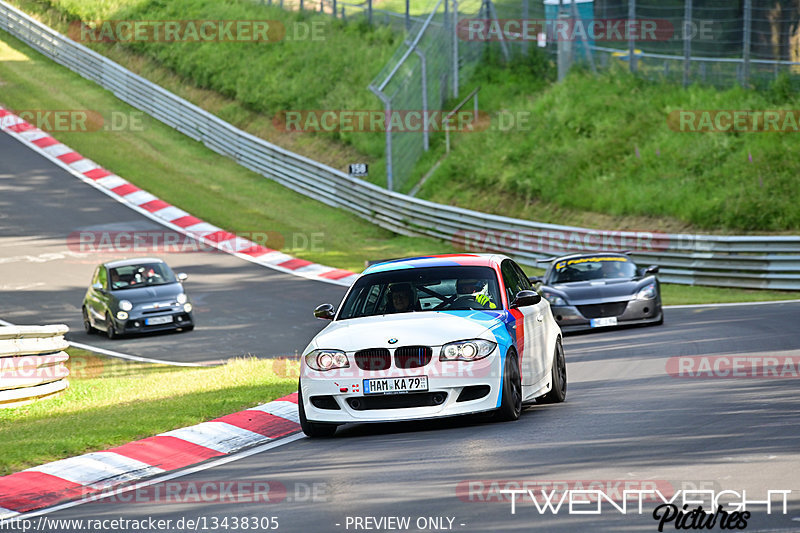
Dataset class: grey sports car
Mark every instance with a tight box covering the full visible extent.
[531,252,663,333]
[82,258,194,339]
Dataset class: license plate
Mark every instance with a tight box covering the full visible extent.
[363,376,428,395]
[590,317,618,328]
[145,315,174,326]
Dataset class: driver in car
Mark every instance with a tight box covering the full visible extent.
[387,283,416,314]
[456,278,497,309]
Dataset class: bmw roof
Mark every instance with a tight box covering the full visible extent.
[362,254,506,275]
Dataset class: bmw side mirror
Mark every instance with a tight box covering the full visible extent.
[314,303,336,320]
[510,290,541,308]
[177,273,188,282]
[644,265,659,275]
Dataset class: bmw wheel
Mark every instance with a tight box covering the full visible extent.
[298,383,337,438]
[540,338,567,404]
[495,350,522,421]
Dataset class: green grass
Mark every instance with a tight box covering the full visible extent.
[660,284,799,306]
[0,350,299,475]
[422,56,800,232]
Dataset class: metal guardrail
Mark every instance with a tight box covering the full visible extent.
[0,325,70,408]
[1,1,799,290]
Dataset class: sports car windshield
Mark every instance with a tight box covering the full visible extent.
[338,266,502,320]
[109,263,177,289]
[550,256,638,283]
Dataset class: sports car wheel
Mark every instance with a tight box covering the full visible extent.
[298,383,337,438]
[83,307,96,334]
[540,339,567,404]
[495,351,522,421]
[105,313,118,340]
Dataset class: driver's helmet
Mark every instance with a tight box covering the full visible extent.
[456,278,484,295]
[387,283,415,311]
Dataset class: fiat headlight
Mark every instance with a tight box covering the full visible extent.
[177,293,187,304]
[440,339,496,362]
[119,300,133,311]
[305,349,349,371]
[116,311,129,320]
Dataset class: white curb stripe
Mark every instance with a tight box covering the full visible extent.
[19,130,49,142]
[160,422,268,454]
[41,143,73,158]
[151,205,190,222]
[95,175,128,190]
[250,400,300,424]
[67,158,98,173]
[29,452,163,487]
[185,222,219,235]
[0,507,20,520]
[122,190,157,206]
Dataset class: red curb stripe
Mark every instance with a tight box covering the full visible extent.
[57,152,83,164]
[171,215,203,228]
[7,122,33,133]
[238,245,274,257]
[204,230,237,243]
[0,109,9,117]
[84,168,112,180]
[111,183,140,197]
[278,258,313,270]
[107,436,223,471]
[0,471,84,512]
[213,411,300,439]
[32,136,58,148]
[139,199,171,212]
[319,268,356,280]
[281,392,299,404]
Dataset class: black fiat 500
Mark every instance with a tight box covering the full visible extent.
[82,258,194,339]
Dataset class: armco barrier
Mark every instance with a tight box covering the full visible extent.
[1,1,799,290]
[0,325,70,408]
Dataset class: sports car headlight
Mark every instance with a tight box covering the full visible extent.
[305,349,349,371]
[636,283,657,300]
[440,339,496,361]
[119,300,133,311]
[177,293,187,304]
[543,292,567,306]
[116,311,129,320]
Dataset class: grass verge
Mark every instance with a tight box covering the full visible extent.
[0,349,298,476]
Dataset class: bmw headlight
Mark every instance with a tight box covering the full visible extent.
[440,339,496,361]
[177,293,187,304]
[305,349,349,371]
[119,300,133,311]
[636,283,657,300]
[543,292,567,306]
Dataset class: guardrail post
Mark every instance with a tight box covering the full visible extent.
[683,0,692,87]
[742,0,751,87]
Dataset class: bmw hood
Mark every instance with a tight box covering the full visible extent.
[307,311,505,353]
[110,283,184,304]
[548,277,655,304]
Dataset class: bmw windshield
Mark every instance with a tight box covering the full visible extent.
[338,266,501,320]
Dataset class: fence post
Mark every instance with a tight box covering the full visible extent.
[368,0,373,25]
[521,0,529,57]
[405,0,410,31]
[557,11,572,81]
[452,0,459,98]
[682,0,691,87]
[742,0,751,87]
[300,0,304,11]
[333,0,337,18]
[628,0,637,73]
[414,46,430,151]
